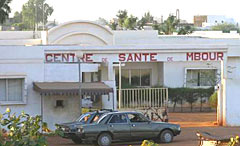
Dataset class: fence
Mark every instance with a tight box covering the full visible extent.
[117,88,168,109]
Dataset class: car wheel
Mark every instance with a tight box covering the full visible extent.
[71,137,82,144]
[160,130,173,143]
[97,133,112,146]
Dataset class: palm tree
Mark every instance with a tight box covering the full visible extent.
[0,0,12,24]
[163,15,179,35]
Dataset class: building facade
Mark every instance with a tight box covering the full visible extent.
[0,20,240,129]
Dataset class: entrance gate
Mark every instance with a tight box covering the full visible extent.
[117,88,168,109]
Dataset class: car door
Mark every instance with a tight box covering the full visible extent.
[107,113,131,140]
[127,113,154,139]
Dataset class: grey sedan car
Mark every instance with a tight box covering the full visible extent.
[56,110,113,144]
[76,111,181,146]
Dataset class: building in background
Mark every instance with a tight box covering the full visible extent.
[194,15,236,29]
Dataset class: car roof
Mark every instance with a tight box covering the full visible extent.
[86,109,116,115]
[102,111,141,116]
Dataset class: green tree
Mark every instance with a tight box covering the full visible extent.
[116,10,128,29]
[22,0,54,30]
[169,88,184,112]
[209,92,218,109]
[109,20,118,30]
[178,25,194,35]
[183,88,198,112]
[123,15,138,30]
[211,23,239,33]
[137,12,154,29]
[13,11,22,23]
[161,15,179,35]
[96,17,108,26]
[0,0,12,24]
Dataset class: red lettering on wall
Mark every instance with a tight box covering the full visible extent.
[186,53,193,61]
[45,54,53,62]
[85,54,93,62]
[202,52,208,61]
[134,53,142,61]
[217,52,224,60]
[194,53,201,60]
[62,54,69,62]
[142,53,149,61]
[209,52,216,60]
[186,52,224,61]
[53,54,61,62]
[150,53,157,61]
[69,53,75,62]
[119,53,125,62]
[127,54,133,61]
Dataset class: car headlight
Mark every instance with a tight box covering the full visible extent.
[62,127,70,132]
[177,126,181,131]
[77,128,84,133]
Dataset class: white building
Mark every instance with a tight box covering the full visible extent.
[0,20,240,129]
[194,15,236,29]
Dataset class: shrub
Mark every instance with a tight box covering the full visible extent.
[0,108,50,146]
[168,87,214,112]
[209,92,218,109]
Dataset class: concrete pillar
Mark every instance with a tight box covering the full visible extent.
[217,83,223,125]
[220,56,228,126]
[107,62,114,81]
[101,62,117,110]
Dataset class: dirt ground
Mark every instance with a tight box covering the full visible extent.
[47,112,240,146]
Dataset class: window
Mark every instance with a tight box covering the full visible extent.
[127,113,149,123]
[91,70,101,82]
[186,69,217,87]
[0,78,24,102]
[56,100,64,108]
[115,69,151,87]
[79,114,91,124]
[109,114,127,124]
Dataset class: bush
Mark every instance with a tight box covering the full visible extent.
[168,87,214,112]
[209,92,218,109]
[0,108,50,146]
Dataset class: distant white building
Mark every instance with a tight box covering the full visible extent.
[194,15,236,29]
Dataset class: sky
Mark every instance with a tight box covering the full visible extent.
[9,0,240,24]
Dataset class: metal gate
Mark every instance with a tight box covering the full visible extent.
[117,88,168,109]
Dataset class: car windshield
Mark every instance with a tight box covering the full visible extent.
[90,113,103,124]
[75,113,91,123]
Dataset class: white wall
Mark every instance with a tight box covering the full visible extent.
[48,20,113,45]
[44,64,99,82]
[224,57,240,126]
[0,46,44,117]
[43,95,81,130]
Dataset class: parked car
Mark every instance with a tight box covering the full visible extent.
[56,109,114,144]
[75,111,181,146]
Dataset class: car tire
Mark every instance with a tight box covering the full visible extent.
[160,130,173,143]
[97,133,112,146]
[71,137,82,144]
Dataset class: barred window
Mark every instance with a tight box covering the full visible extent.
[186,69,217,87]
[116,69,151,87]
[0,78,24,102]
